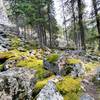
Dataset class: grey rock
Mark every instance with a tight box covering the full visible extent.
[71,63,85,77]
[80,94,94,100]
[0,0,12,26]
[4,59,17,70]
[36,81,64,100]
[43,59,59,75]
[0,67,36,100]
[96,67,100,81]
[0,31,11,51]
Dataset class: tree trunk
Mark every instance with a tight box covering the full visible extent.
[47,4,52,48]
[71,0,78,49]
[77,0,86,50]
[92,0,100,50]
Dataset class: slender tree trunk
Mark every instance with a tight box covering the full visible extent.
[71,0,78,49]
[47,4,52,48]
[43,25,47,46]
[77,0,86,50]
[61,0,68,42]
[37,24,43,48]
[92,0,100,50]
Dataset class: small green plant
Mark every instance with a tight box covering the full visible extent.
[47,54,59,63]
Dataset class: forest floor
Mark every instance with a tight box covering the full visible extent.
[82,68,100,100]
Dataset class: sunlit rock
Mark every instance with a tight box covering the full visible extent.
[0,67,36,100]
[0,0,12,26]
[36,81,64,100]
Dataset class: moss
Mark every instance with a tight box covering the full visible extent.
[0,49,53,79]
[10,36,21,49]
[56,76,81,100]
[0,49,28,60]
[47,53,59,63]
[0,51,14,59]
[33,76,55,98]
[85,62,99,72]
[16,57,52,79]
[0,64,3,71]
[66,58,81,64]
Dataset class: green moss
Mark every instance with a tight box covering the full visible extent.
[17,57,52,79]
[11,36,21,49]
[0,51,14,59]
[0,64,3,71]
[56,76,81,100]
[33,76,55,98]
[85,62,99,72]
[0,49,53,79]
[47,54,59,63]
[66,58,81,64]
[0,49,28,60]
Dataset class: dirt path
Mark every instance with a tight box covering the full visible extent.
[81,69,100,100]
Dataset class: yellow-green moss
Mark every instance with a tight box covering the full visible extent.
[0,49,29,60]
[33,75,55,98]
[56,76,81,100]
[0,49,52,79]
[16,57,52,79]
[0,64,3,71]
[85,62,99,72]
[0,51,14,59]
[66,58,81,64]
[11,36,21,49]
[47,53,59,63]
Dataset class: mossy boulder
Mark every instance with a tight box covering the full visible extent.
[36,81,64,100]
[56,76,81,100]
[17,57,52,80]
[43,54,61,74]
[33,76,55,98]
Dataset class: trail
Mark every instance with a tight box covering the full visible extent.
[81,69,100,100]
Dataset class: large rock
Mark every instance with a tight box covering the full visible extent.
[0,67,36,100]
[0,0,12,26]
[0,0,16,51]
[36,81,64,100]
[71,63,85,77]
[43,59,59,75]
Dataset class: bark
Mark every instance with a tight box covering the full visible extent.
[61,0,68,42]
[92,0,100,50]
[71,0,78,49]
[47,4,52,48]
[77,0,86,50]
